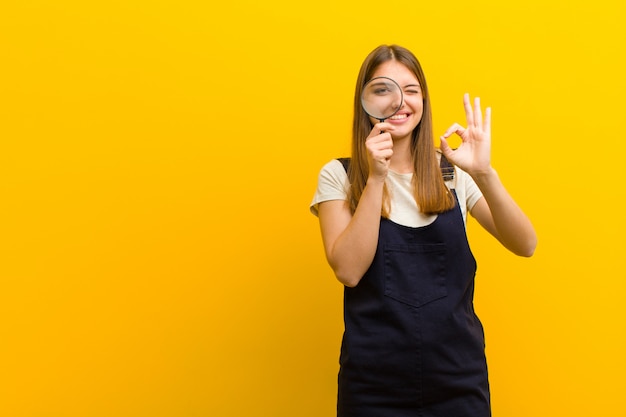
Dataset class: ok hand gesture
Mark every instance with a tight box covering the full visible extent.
[440,94,492,177]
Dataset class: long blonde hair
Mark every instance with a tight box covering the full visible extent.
[348,45,455,216]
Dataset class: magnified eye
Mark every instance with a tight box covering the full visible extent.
[361,77,404,121]
[374,86,392,95]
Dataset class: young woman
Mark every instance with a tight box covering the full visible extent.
[310,44,537,417]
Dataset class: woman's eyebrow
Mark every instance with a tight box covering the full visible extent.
[369,81,392,87]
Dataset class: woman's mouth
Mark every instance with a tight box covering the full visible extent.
[389,113,409,121]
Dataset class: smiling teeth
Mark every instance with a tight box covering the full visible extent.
[390,114,408,120]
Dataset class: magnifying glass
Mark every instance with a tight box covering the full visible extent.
[361,76,403,122]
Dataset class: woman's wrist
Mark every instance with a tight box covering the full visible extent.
[366,175,387,187]
[469,166,497,185]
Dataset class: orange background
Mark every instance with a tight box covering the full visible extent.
[1,1,625,416]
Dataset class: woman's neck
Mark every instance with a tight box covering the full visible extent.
[389,137,413,174]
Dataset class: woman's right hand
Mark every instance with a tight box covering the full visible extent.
[365,122,395,182]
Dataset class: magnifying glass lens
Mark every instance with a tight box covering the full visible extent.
[361,77,403,122]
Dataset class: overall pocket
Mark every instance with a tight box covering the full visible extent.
[383,243,448,308]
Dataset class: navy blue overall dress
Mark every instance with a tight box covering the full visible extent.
[337,191,491,417]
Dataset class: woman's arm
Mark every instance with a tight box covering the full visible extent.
[469,173,537,257]
[318,122,396,287]
[440,94,537,257]
[318,176,385,287]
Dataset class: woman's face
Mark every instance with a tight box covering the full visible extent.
[369,61,423,141]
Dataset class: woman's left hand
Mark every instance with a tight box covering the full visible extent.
[440,93,492,177]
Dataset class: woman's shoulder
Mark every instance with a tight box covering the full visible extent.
[319,158,349,178]
[315,158,351,192]
[311,159,350,216]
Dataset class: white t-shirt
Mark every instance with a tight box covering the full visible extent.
[310,158,483,228]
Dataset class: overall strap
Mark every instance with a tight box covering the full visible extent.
[439,153,455,181]
[337,157,351,174]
